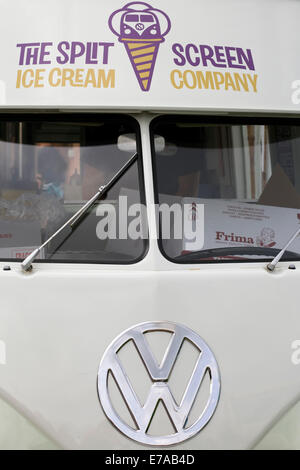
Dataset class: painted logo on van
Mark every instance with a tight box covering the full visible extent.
[108,2,171,92]
[14,4,257,94]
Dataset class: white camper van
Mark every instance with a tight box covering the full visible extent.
[1,0,300,450]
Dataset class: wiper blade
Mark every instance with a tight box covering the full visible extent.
[267,226,300,271]
[175,246,300,262]
[21,152,138,272]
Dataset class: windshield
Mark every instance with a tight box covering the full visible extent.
[151,116,300,263]
[0,115,147,264]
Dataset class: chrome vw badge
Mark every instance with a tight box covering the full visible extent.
[97,321,221,446]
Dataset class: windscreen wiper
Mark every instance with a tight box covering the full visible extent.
[267,226,300,271]
[21,152,138,272]
[175,246,300,262]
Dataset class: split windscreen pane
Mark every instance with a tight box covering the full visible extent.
[0,116,146,263]
[151,118,300,262]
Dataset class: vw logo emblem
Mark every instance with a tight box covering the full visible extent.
[97,321,221,446]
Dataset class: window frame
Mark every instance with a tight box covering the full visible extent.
[0,113,148,266]
[150,114,300,265]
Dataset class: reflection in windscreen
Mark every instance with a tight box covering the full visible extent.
[0,117,146,263]
[151,119,300,262]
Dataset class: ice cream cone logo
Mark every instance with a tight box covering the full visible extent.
[109,2,171,92]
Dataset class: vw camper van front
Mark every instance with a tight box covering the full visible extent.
[0,0,300,451]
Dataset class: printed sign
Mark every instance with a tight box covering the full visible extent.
[181,198,300,258]
[0,0,298,109]
[13,1,257,97]
[0,221,41,259]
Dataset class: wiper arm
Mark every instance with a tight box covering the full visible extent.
[267,226,300,272]
[21,152,138,272]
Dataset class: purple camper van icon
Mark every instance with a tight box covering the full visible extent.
[109,2,171,91]
[121,9,162,39]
